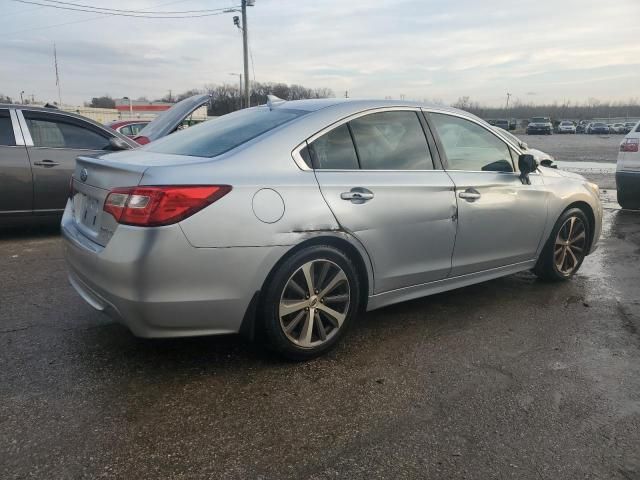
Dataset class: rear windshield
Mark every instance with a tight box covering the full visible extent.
[560,121,573,125]
[531,117,549,123]
[593,123,606,127]
[146,107,308,158]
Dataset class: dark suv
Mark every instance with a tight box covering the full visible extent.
[526,117,552,135]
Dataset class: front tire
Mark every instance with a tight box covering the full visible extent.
[260,245,361,361]
[534,208,590,281]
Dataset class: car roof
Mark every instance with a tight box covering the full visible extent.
[275,98,460,113]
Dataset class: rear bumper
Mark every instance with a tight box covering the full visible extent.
[61,202,287,338]
[616,171,640,196]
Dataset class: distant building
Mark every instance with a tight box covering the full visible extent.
[115,98,208,121]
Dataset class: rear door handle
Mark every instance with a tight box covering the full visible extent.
[33,159,60,168]
[458,188,481,201]
[341,188,374,203]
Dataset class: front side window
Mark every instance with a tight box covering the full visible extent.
[430,113,514,172]
[23,112,110,150]
[349,111,433,170]
[0,110,16,146]
[309,124,359,170]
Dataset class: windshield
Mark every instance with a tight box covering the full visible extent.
[146,107,308,158]
[531,117,549,123]
[560,121,573,125]
[593,123,606,127]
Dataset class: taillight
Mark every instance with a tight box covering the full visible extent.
[103,185,231,226]
[133,135,150,145]
[620,138,639,152]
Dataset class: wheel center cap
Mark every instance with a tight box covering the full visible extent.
[309,296,318,307]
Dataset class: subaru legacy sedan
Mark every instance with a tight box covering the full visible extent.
[62,99,602,360]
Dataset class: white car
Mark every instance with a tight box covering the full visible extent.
[610,123,626,134]
[557,121,576,134]
[617,121,640,209]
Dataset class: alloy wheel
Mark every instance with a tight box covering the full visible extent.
[279,259,350,348]
[554,216,587,275]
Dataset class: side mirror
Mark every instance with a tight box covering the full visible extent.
[518,154,537,185]
[108,137,132,151]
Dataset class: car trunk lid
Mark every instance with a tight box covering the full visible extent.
[71,154,149,246]
[133,94,211,144]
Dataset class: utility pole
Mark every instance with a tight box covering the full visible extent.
[20,91,24,104]
[229,73,242,109]
[241,0,250,108]
[506,92,512,110]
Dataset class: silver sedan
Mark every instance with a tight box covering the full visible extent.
[62,99,602,360]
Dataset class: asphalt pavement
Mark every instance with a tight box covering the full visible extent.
[1,205,640,479]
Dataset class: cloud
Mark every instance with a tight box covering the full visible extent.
[0,0,639,105]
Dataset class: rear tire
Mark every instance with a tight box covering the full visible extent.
[534,208,590,281]
[260,245,361,361]
[617,190,640,210]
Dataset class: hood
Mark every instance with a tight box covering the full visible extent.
[133,94,210,143]
[527,148,554,162]
[539,165,586,181]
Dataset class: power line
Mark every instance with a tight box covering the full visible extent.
[0,0,205,37]
[9,0,238,18]
[34,0,233,15]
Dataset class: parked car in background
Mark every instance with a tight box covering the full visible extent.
[492,127,555,164]
[623,122,637,134]
[587,122,610,135]
[576,121,589,134]
[62,98,602,360]
[0,105,136,223]
[617,122,640,209]
[526,117,553,135]
[557,121,576,134]
[0,94,211,223]
[106,119,150,138]
[610,123,626,134]
[132,94,210,145]
[494,119,509,130]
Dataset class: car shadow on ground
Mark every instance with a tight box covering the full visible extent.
[67,269,573,380]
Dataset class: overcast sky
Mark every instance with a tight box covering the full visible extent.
[2,0,639,106]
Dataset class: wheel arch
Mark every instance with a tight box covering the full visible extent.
[563,200,596,252]
[270,233,374,304]
[239,233,374,341]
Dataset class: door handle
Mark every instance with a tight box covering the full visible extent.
[458,188,481,201]
[33,159,60,168]
[340,188,374,203]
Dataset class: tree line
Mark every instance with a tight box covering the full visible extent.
[452,96,640,121]
[82,81,334,116]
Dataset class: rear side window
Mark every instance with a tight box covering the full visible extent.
[0,110,16,146]
[309,124,359,169]
[349,111,433,170]
[147,107,308,158]
[23,112,111,150]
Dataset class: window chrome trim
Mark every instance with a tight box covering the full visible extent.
[291,142,312,171]
[291,106,429,172]
[15,110,34,146]
[8,109,25,146]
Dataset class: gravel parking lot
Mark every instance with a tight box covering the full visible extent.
[520,133,622,164]
[2,200,640,478]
